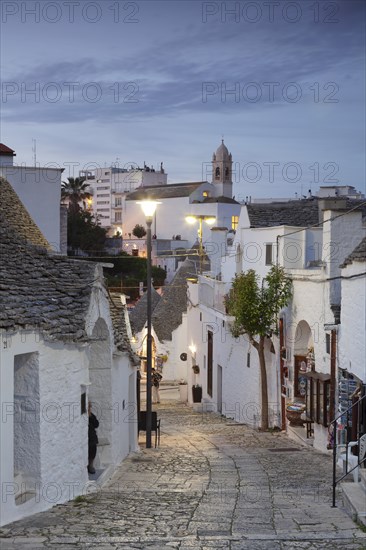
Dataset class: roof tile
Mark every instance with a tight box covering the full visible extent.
[340,237,366,267]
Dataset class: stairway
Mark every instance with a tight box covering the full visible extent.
[341,469,366,527]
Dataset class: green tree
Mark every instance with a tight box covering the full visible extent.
[225,265,292,430]
[62,177,91,213]
[151,265,167,287]
[102,253,167,298]
[132,224,147,239]
[67,210,107,255]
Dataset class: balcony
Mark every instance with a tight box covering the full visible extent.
[198,275,229,313]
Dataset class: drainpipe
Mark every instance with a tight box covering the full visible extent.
[330,329,337,424]
[276,235,280,265]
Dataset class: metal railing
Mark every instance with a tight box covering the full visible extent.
[331,393,366,507]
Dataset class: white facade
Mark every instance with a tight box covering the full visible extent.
[0,165,64,253]
[318,185,364,199]
[186,281,280,425]
[81,165,167,232]
[132,318,189,384]
[124,183,218,241]
[0,279,138,526]
[185,197,366,452]
[338,258,366,384]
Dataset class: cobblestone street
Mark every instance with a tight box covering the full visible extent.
[1,401,366,549]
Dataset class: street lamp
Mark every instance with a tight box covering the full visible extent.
[186,215,216,273]
[137,200,160,448]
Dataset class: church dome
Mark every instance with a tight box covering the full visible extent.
[215,140,230,161]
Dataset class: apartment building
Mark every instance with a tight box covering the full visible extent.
[80,164,167,234]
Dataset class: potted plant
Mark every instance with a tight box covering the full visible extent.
[192,384,202,403]
[178,380,188,402]
[286,402,306,426]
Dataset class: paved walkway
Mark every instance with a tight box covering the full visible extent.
[1,401,366,549]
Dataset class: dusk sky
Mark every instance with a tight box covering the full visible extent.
[1,0,365,200]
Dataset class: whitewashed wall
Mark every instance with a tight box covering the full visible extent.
[186,296,280,427]
[85,278,138,465]
[124,193,240,248]
[0,278,137,526]
[124,196,198,243]
[131,317,189,384]
[0,331,90,526]
[0,166,63,253]
[339,261,366,383]
[322,208,365,306]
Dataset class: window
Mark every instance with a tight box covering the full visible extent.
[81,392,86,414]
[97,193,109,197]
[97,201,110,205]
[115,212,122,222]
[265,243,273,265]
[326,333,331,354]
[207,330,213,397]
[97,186,109,191]
[115,197,122,206]
[203,191,209,198]
[305,372,331,426]
[215,167,220,179]
[104,171,110,175]
[231,216,239,231]
[97,208,110,212]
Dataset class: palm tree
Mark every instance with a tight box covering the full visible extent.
[61,177,91,213]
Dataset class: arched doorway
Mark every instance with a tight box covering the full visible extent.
[293,320,314,399]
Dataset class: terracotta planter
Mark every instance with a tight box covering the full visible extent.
[286,409,304,427]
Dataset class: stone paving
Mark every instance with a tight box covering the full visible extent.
[1,401,366,549]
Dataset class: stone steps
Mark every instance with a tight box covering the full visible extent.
[360,468,366,491]
[341,468,366,527]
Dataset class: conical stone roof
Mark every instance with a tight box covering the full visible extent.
[152,259,196,342]
[129,285,161,335]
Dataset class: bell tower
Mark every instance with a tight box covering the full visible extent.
[212,139,233,198]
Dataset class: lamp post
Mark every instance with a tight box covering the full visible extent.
[186,215,216,273]
[137,200,160,448]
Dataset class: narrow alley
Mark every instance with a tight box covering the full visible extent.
[1,400,365,550]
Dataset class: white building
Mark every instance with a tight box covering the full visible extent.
[124,141,241,279]
[129,260,195,383]
[338,237,366,385]
[0,143,66,254]
[0,178,139,526]
[80,163,167,234]
[184,192,366,452]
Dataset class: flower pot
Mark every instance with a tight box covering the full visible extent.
[286,409,304,427]
[192,386,202,403]
[179,384,188,402]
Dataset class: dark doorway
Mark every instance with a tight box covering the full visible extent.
[207,330,213,397]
